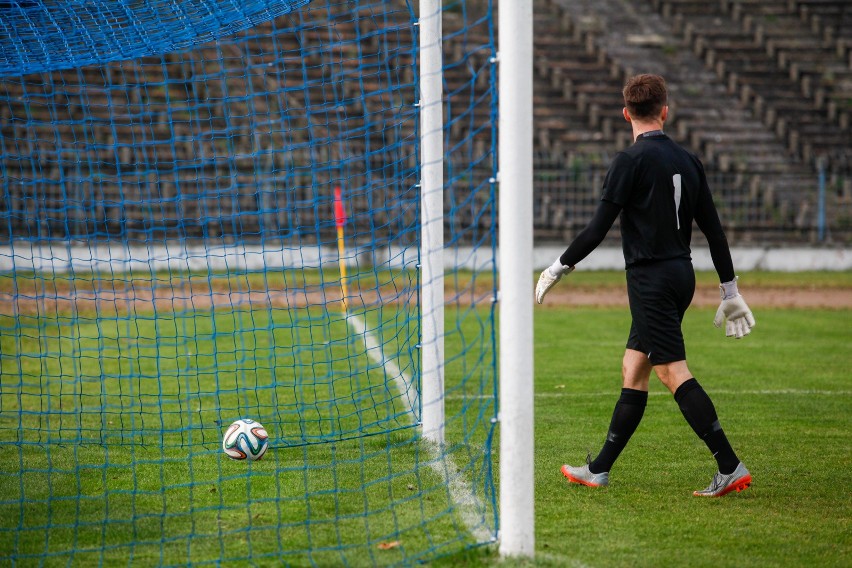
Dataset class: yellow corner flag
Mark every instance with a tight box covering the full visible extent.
[334,186,348,312]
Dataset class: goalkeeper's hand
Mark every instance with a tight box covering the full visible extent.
[535,259,574,304]
[713,277,756,338]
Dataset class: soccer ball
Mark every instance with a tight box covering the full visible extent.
[222,418,269,461]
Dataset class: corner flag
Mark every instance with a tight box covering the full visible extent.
[334,186,349,311]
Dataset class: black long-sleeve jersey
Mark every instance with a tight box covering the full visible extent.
[559,132,735,282]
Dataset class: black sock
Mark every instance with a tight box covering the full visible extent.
[674,378,740,474]
[589,388,648,474]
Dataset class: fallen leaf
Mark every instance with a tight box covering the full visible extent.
[378,541,401,550]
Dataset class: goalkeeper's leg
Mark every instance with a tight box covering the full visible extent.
[654,362,742,475]
[587,349,651,475]
[671,375,741,475]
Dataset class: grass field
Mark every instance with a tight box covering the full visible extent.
[1,271,850,566]
[521,305,851,567]
[0,269,496,566]
[447,271,851,567]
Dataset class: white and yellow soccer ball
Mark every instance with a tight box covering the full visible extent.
[222,418,269,461]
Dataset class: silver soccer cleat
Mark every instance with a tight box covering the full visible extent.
[560,456,609,487]
[693,462,752,497]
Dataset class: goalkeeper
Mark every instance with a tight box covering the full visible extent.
[536,74,755,497]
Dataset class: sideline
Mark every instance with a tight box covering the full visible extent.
[447,389,852,400]
[345,312,494,545]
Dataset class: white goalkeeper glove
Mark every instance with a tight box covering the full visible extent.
[713,277,756,339]
[535,259,574,304]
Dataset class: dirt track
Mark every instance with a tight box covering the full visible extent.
[2,283,850,316]
[541,285,852,309]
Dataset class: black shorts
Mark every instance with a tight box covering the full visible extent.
[625,258,696,365]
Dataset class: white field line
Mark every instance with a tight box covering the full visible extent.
[345,312,419,415]
[446,389,852,401]
[345,312,494,544]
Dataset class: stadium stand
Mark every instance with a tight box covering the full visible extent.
[1,0,849,244]
[539,0,850,243]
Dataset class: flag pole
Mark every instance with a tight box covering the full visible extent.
[334,186,349,313]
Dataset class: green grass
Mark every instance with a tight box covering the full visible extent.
[525,306,851,568]
[1,272,851,566]
[0,307,418,446]
[0,298,496,566]
[435,304,851,567]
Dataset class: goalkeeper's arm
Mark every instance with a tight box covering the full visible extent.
[714,277,756,338]
[536,199,621,304]
[694,181,755,337]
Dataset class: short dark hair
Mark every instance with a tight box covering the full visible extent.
[623,74,667,120]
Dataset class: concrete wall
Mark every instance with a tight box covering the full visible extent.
[534,247,852,272]
[2,243,851,273]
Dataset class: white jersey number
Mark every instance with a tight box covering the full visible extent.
[672,174,682,230]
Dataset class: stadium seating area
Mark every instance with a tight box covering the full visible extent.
[0,5,423,242]
[0,0,849,244]
[530,0,851,242]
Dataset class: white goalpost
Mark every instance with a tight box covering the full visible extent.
[420,0,536,557]
[497,0,536,558]
[419,0,445,445]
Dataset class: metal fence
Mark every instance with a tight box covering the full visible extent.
[532,152,852,246]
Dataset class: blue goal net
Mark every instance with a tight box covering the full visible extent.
[0,0,498,564]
